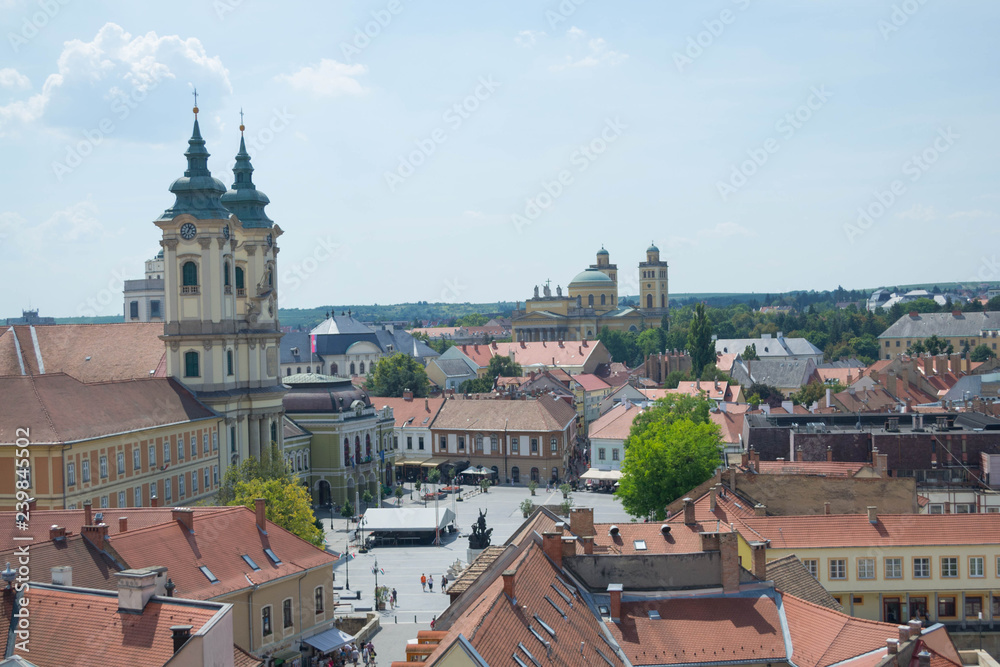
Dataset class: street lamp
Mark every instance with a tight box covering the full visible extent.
[345,539,350,590]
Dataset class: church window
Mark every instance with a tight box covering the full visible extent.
[224,262,231,287]
[227,350,234,376]
[366,434,372,457]
[359,361,365,374]
[350,362,356,375]
[150,300,161,318]
[182,261,198,287]
[344,438,350,465]
[600,294,606,306]
[129,301,139,319]
[235,267,245,290]
[306,366,311,373]
[297,367,301,374]
[237,172,245,183]
[588,294,594,307]
[661,294,666,308]
[646,294,653,309]
[286,368,291,376]
[184,350,200,377]
[331,363,338,374]
[270,421,278,445]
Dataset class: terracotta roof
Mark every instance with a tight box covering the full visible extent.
[107,506,336,599]
[607,594,787,666]
[589,402,640,441]
[782,594,901,667]
[432,395,578,432]
[754,461,871,477]
[710,410,743,444]
[547,368,573,384]
[0,323,166,382]
[668,489,758,526]
[0,373,217,444]
[665,380,730,401]
[741,513,1000,549]
[816,368,862,386]
[716,352,738,373]
[233,645,265,667]
[449,341,606,370]
[0,507,231,546]
[0,534,119,589]
[640,388,669,401]
[833,386,898,412]
[445,545,507,597]
[592,521,734,555]
[573,373,611,392]
[370,395,446,429]
[1,584,225,667]
[766,555,843,611]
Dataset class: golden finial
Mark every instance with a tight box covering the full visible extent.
[239,108,245,133]
[192,87,199,116]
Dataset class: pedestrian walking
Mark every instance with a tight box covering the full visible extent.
[391,588,398,608]
[350,643,360,666]
[441,574,447,592]
[428,575,433,592]
[366,641,377,665]
[420,573,426,591]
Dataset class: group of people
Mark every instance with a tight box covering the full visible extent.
[326,641,376,666]
[420,573,448,593]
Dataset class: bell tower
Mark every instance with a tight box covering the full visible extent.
[155,99,286,475]
[638,242,669,313]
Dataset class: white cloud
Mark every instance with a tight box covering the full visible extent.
[33,200,104,243]
[949,209,995,220]
[895,204,936,222]
[550,28,628,72]
[0,69,30,90]
[0,23,231,138]
[276,59,368,97]
[514,30,546,48]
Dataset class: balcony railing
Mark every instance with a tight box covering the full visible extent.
[181,285,200,295]
[236,288,246,297]
[224,285,233,295]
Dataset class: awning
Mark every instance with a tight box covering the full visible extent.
[302,627,355,653]
[272,648,302,665]
[361,507,456,532]
[580,468,622,481]
[395,458,427,466]
[421,457,450,468]
[462,466,492,476]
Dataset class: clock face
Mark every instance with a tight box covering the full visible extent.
[266,233,273,248]
[222,224,230,240]
[180,223,197,240]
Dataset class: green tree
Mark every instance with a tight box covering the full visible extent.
[456,313,489,327]
[230,477,324,547]
[484,355,522,380]
[987,296,1000,311]
[742,343,759,360]
[971,344,995,362]
[615,395,721,520]
[459,377,494,393]
[394,486,404,505]
[791,380,846,406]
[687,303,713,378]
[747,383,785,408]
[369,353,430,397]
[215,444,290,506]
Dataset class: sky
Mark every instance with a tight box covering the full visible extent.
[1,0,999,318]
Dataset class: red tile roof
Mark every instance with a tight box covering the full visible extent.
[782,594,901,667]
[0,507,230,546]
[592,521,734,555]
[0,373,217,444]
[370,395,446,429]
[607,594,787,666]
[0,323,166,382]
[589,402,640,441]
[665,380,731,401]
[754,461,871,477]
[573,373,611,392]
[1,584,224,667]
[816,368,863,386]
[668,490,758,526]
[432,394,578,433]
[0,534,119,589]
[710,410,743,444]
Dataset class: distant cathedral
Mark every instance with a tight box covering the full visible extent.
[511,245,668,342]
[153,101,287,466]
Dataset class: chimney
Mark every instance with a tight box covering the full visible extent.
[403,389,414,401]
[51,566,72,586]
[909,311,919,318]
[719,532,740,593]
[49,525,66,541]
[683,497,696,525]
[751,542,768,580]
[824,502,831,515]
[898,626,910,644]
[569,507,594,537]
[255,498,267,533]
[741,452,749,468]
[918,652,931,667]
[119,517,128,533]
[827,446,834,462]
[754,503,767,517]
[150,494,159,508]
[876,452,888,477]
[867,506,878,524]
[887,639,899,655]
[710,486,717,512]
[84,500,93,526]
[542,531,563,568]
[115,566,168,614]
[172,507,194,532]
[171,625,193,654]
[580,536,594,555]
[81,523,109,551]
[554,521,567,534]
[561,536,577,561]
[953,310,962,318]
[425,398,430,411]
[908,619,922,638]
[607,583,622,622]
[502,569,516,601]
[729,466,738,491]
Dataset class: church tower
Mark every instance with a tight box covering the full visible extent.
[638,242,669,313]
[155,100,286,473]
[590,246,618,285]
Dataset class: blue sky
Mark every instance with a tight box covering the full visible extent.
[1,0,998,317]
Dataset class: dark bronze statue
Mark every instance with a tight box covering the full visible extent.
[469,508,493,549]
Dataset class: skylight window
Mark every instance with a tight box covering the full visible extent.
[264,548,282,565]
[634,540,647,551]
[242,554,261,571]
[199,565,219,583]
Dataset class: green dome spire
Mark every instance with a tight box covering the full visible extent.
[158,111,232,222]
[221,114,273,229]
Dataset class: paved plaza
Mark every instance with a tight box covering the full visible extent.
[322,482,631,663]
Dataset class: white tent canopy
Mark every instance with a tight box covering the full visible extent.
[462,466,493,476]
[361,507,456,532]
[580,468,622,481]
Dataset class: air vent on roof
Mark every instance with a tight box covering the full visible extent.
[608,525,619,536]
[264,548,282,565]
[544,595,566,619]
[517,642,542,667]
[596,648,616,667]
[660,525,671,535]
[648,610,661,619]
[551,583,572,605]
[529,625,547,648]
[199,565,219,584]
[242,555,261,571]
[534,614,556,639]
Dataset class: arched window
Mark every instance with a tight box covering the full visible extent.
[350,362,356,375]
[296,452,302,471]
[588,294,594,307]
[286,368,291,376]
[600,294,606,306]
[235,267,245,290]
[661,294,666,308]
[365,434,372,458]
[354,436,361,464]
[184,351,199,377]
[227,350,234,376]
[224,262,231,287]
[646,294,653,309]
[531,467,539,482]
[304,452,309,469]
[297,367,301,374]
[182,262,198,287]
[359,361,365,374]
[511,467,520,484]
[331,363,338,375]
[344,438,351,465]
[270,421,277,445]
[306,366,311,373]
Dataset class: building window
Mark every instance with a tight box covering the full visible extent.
[407,436,413,450]
[491,435,498,452]
[885,558,902,579]
[118,491,126,508]
[224,261,231,289]
[235,266,245,291]
[530,438,538,453]
[213,465,219,485]
[511,437,519,453]
[911,597,928,620]
[550,437,557,453]
[802,559,818,578]
[966,596,983,619]
[477,436,484,452]
[202,433,209,454]
[612,449,620,461]
[418,436,424,451]
[283,599,293,629]
[178,438,185,461]
[82,460,90,483]
[458,436,465,451]
[164,441,171,464]
[913,557,930,578]
[941,557,958,578]
[150,300,161,318]
[192,471,198,495]
[970,556,985,578]
[598,448,606,461]
[99,456,108,479]
[359,361,365,374]
[315,587,324,614]
[134,486,142,507]
[149,444,156,467]
[117,452,125,475]
[100,495,108,508]
[129,301,139,319]
[858,558,875,580]
[600,293,606,306]
[212,432,218,451]
[179,474,185,498]
[181,261,198,290]
[133,448,141,470]
[227,350,234,376]
[588,294,594,307]
[165,479,173,503]
[184,350,200,377]
[262,606,272,637]
[230,427,237,454]
[440,436,447,452]
[350,362,356,375]
[67,462,76,486]
[938,596,956,618]
[829,559,846,580]
[204,468,210,489]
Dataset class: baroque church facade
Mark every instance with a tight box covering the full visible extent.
[511,245,670,342]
